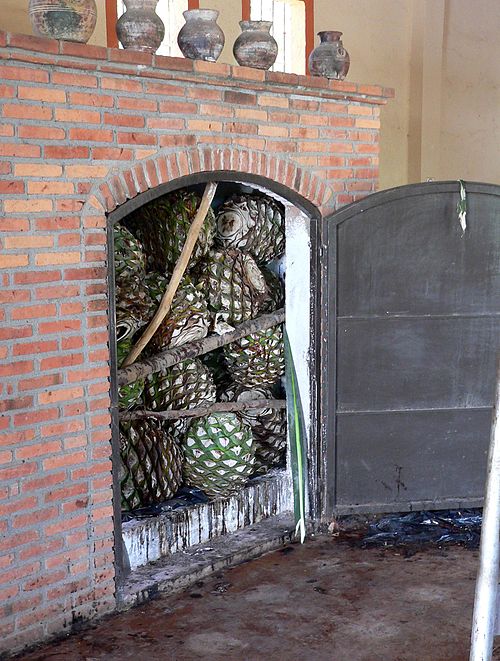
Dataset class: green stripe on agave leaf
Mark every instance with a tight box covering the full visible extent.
[284,329,307,543]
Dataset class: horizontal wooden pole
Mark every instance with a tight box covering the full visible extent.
[120,399,287,421]
[117,308,285,387]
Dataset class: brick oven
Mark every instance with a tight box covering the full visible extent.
[0,30,392,653]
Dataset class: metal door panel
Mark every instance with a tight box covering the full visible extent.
[337,188,500,317]
[335,409,492,512]
[337,316,498,412]
[321,182,500,516]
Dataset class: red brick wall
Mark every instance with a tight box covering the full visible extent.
[0,30,392,654]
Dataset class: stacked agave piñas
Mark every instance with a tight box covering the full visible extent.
[213,195,286,395]
[127,189,216,275]
[116,337,144,412]
[182,413,255,498]
[215,193,285,265]
[114,194,213,510]
[119,418,183,511]
[223,325,286,388]
[116,187,289,508]
[114,224,153,341]
[114,224,151,412]
[145,359,217,413]
[196,249,269,326]
[144,358,217,442]
[145,273,210,351]
[220,385,286,475]
[176,193,287,495]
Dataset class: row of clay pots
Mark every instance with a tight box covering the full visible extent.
[27,0,278,71]
[28,0,350,79]
[118,5,279,71]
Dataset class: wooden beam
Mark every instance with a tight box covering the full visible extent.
[105,0,119,48]
[242,0,250,21]
[117,308,285,387]
[304,0,314,75]
[120,399,287,421]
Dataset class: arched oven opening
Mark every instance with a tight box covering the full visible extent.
[107,173,319,577]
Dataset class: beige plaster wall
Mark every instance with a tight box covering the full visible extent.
[199,0,241,66]
[439,0,500,184]
[1,0,32,37]
[313,0,412,190]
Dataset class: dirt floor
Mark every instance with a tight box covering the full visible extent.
[14,535,500,661]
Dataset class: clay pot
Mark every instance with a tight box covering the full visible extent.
[308,31,350,80]
[177,9,225,62]
[233,20,278,70]
[116,0,165,53]
[28,0,97,43]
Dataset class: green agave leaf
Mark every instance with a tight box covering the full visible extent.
[457,179,467,234]
[284,329,307,543]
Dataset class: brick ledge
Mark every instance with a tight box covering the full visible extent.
[0,30,394,105]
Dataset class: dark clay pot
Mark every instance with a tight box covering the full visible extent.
[308,31,350,80]
[28,0,97,43]
[177,9,225,62]
[233,20,278,70]
[116,0,165,53]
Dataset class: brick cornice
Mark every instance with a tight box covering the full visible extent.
[0,30,394,105]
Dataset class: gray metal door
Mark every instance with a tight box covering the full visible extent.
[320,182,500,515]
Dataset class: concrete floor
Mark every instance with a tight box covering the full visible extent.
[15,535,500,661]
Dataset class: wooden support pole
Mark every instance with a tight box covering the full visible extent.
[122,181,218,368]
[120,399,287,421]
[117,308,285,387]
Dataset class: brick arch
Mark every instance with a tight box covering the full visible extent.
[86,145,332,218]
